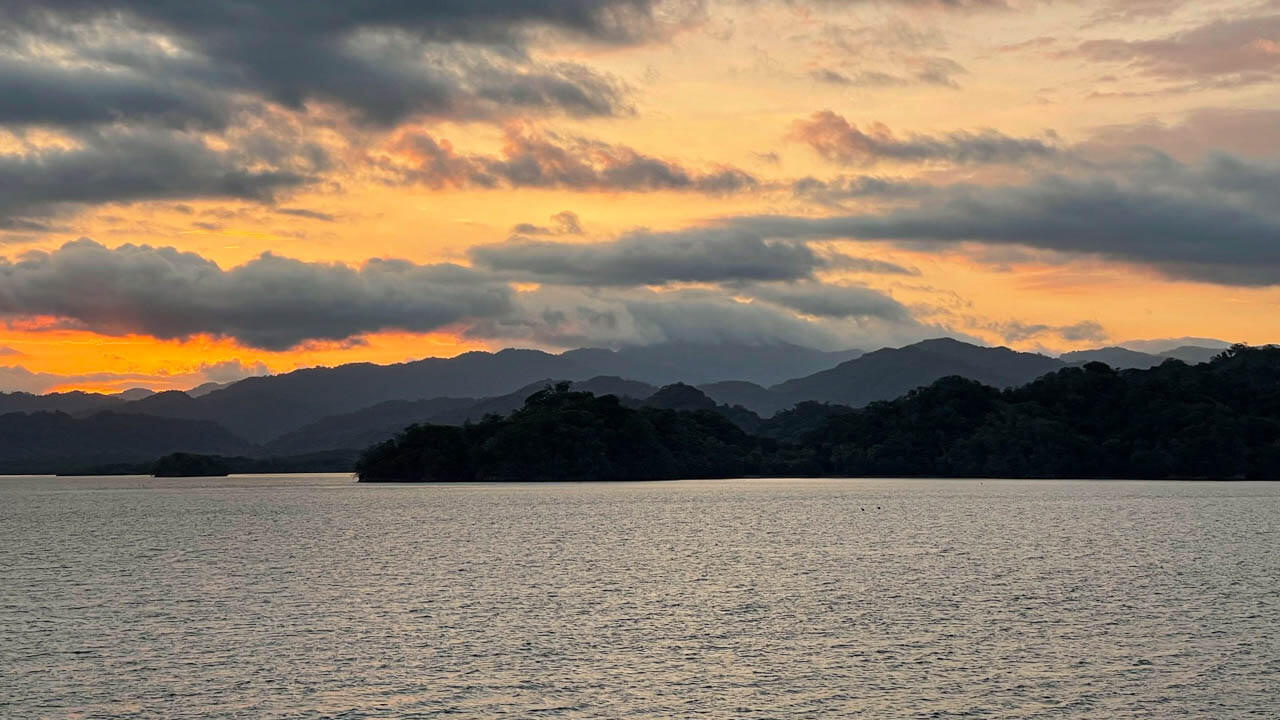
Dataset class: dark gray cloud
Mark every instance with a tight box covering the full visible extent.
[717,154,1280,285]
[809,58,967,88]
[0,358,267,393]
[386,129,757,194]
[1076,13,1280,89]
[512,211,584,236]
[463,285,934,351]
[0,239,513,349]
[275,208,336,222]
[790,110,1059,167]
[747,282,914,321]
[470,228,828,286]
[983,319,1108,344]
[0,54,234,130]
[824,254,920,276]
[0,1,673,128]
[792,174,934,207]
[0,127,321,226]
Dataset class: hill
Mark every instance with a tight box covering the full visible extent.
[262,376,660,456]
[768,338,1066,410]
[356,383,809,482]
[0,390,124,416]
[109,342,859,442]
[354,345,1280,481]
[0,411,254,474]
[560,343,862,386]
[808,345,1280,478]
[1060,346,1165,369]
[1061,345,1223,369]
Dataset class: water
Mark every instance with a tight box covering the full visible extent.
[2,475,1277,719]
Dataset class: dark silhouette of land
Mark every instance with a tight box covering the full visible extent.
[357,345,1280,481]
[0,338,1243,476]
[152,453,232,477]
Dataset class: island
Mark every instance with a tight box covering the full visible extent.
[357,345,1280,481]
[151,453,233,477]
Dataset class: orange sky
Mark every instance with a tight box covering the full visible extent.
[1,0,1277,392]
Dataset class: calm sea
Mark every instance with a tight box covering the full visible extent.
[2,475,1277,718]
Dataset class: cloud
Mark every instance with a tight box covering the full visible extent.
[383,129,758,194]
[0,2,680,128]
[275,207,336,222]
[197,359,270,383]
[615,151,1280,286]
[983,320,1108,344]
[0,359,269,394]
[0,346,22,357]
[1086,0,1188,25]
[789,110,1059,167]
[0,126,322,225]
[809,58,967,88]
[0,365,151,394]
[1076,13,1280,89]
[746,282,915,321]
[0,53,234,130]
[0,239,513,350]
[463,284,934,351]
[1087,108,1280,161]
[512,211,584,236]
[470,227,831,286]
[792,174,934,207]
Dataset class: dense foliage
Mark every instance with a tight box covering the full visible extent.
[807,345,1280,478]
[152,453,233,477]
[358,347,1280,481]
[356,382,814,481]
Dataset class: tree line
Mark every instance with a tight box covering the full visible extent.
[357,345,1280,481]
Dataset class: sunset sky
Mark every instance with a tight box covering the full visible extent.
[1,0,1278,393]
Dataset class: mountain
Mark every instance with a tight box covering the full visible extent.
[0,411,254,474]
[109,343,850,442]
[113,387,156,401]
[1060,346,1165,369]
[807,344,1280,479]
[261,397,481,457]
[1157,345,1223,365]
[769,338,1066,409]
[110,349,591,442]
[561,343,863,386]
[262,376,660,457]
[186,381,231,398]
[699,381,787,416]
[1121,337,1232,355]
[357,345,1280,482]
[643,383,718,412]
[355,384,798,482]
[1061,345,1224,369]
[0,390,123,416]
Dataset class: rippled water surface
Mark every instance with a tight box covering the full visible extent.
[2,475,1278,718]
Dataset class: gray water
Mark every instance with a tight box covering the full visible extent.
[2,476,1278,719]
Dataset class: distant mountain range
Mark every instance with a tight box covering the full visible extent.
[0,411,253,474]
[0,338,1232,474]
[1060,345,1222,369]
[65,342,866,443]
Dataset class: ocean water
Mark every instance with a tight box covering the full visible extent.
[1,475,1277,719]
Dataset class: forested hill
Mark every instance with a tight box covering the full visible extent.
[357,345,1280,481]
[356,383,811,482]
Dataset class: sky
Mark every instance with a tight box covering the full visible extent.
[0,0,1277,393]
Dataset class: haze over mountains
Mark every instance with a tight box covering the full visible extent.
[0,338,1233,473]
